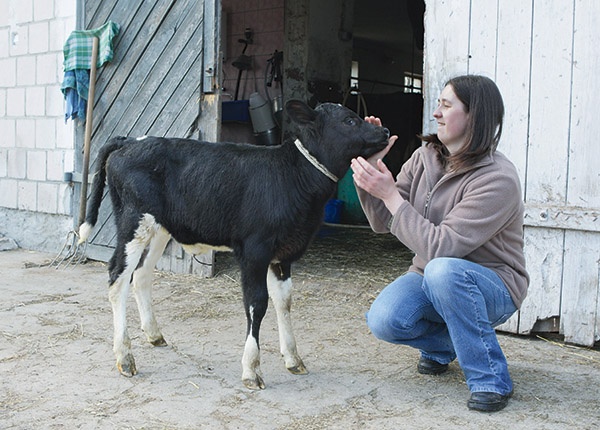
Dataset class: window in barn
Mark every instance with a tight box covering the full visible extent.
[404,72,422,94]
[350,60,360,90]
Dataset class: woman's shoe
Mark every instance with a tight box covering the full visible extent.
[417,357,449,375]
[467,391,512,412]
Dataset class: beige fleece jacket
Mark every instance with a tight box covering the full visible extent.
[357,144,529,308]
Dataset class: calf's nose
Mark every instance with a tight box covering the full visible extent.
[383,127,390,137]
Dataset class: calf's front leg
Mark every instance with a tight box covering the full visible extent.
[267,262,307,375]
[240,263,270,390]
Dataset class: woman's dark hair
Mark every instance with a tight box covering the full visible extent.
[422,74,504,171]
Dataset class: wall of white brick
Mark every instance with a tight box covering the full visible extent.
[0,0,77,249]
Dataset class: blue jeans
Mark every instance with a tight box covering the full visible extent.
[366,257,517,395]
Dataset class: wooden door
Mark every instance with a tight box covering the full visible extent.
[423,0,600,346]
[72,0,221,275]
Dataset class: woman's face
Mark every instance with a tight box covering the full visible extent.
[433,85,469,154]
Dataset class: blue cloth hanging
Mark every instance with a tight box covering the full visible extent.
[61,69,90,122]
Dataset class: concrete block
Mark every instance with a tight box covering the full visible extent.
[0,118,16,148]
[56,118,74,148]
[37,182,58,214]
[17,56,37,86]
[12,1,34,24]
[47,149,65,181]
[37,53,59,85]
[63,148,74,172]
[58,182,72,215]
[0,58,17,87]
[49,19,67,52]
[55,1,76,19]
[29,22,49,54]
[8,148,26,178]
[0,179,18,208]
[16,119,36,148]
[0,89,6,117]
[0,148,7,176]
[0,2,9,27]
[17,180,37,211]
[27,150,46,180]
[0,28,9,58]
[35,118,56,149]
[9,25,29,57]
[26,86,46,116]
[33,0,55,21]
[7,87,25,117]
[46,85,64,117]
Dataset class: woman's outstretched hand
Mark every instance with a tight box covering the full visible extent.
[352,116,403,214]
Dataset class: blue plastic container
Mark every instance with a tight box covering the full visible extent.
[324,199,344,223]
[222,100,250,122]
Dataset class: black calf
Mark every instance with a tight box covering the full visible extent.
[79,100,390,389]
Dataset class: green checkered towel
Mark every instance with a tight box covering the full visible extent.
[63,21,120,71]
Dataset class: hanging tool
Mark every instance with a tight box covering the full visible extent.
[51,36,98,267]
[232,28,253,100]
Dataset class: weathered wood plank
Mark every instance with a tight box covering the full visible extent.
[569,0,600,209]
[151,59,202,137]
[495,0,533,185]
[525,0,573,205]
[492,1,534,334]
[517,227,563,335]
[468,0,498,76]
[85,0,118,30]
[561,230,600,345]
[524,203,600,232]
[422,0,470,134]
[513,0,573,337]
[162,80,202,137]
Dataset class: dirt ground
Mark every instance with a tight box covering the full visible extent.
[1,226,599,429]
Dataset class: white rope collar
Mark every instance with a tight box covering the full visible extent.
[293,139,339,182]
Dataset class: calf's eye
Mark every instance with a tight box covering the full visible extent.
[345,117,358,126]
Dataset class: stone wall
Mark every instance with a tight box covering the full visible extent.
[0,0,76,251]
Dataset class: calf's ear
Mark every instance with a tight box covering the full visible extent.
[286,100,317,125]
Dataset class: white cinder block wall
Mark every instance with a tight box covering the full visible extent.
[0,0,77,251]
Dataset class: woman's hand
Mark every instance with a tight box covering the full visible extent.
[351,150,403,215]
[364,116,397,164]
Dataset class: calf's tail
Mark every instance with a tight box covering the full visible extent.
[78,137,127,244]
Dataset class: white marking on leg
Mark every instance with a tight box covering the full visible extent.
[267,267,307,374]
[132,227,171,345]
[109,274,135,375]
[241,306,264,389]
[111,214,158,376]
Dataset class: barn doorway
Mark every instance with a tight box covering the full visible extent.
[349,0,425,178]
[321,0,426,224]
[221,0,425,224]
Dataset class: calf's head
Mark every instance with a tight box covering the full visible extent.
[286,100,390,178]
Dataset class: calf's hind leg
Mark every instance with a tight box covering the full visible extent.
[109,214,157,377]
[267,262,307,375]
[132,228,171,347]
[109,272,136,376]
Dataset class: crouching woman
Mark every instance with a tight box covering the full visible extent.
[351,74,529,412]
